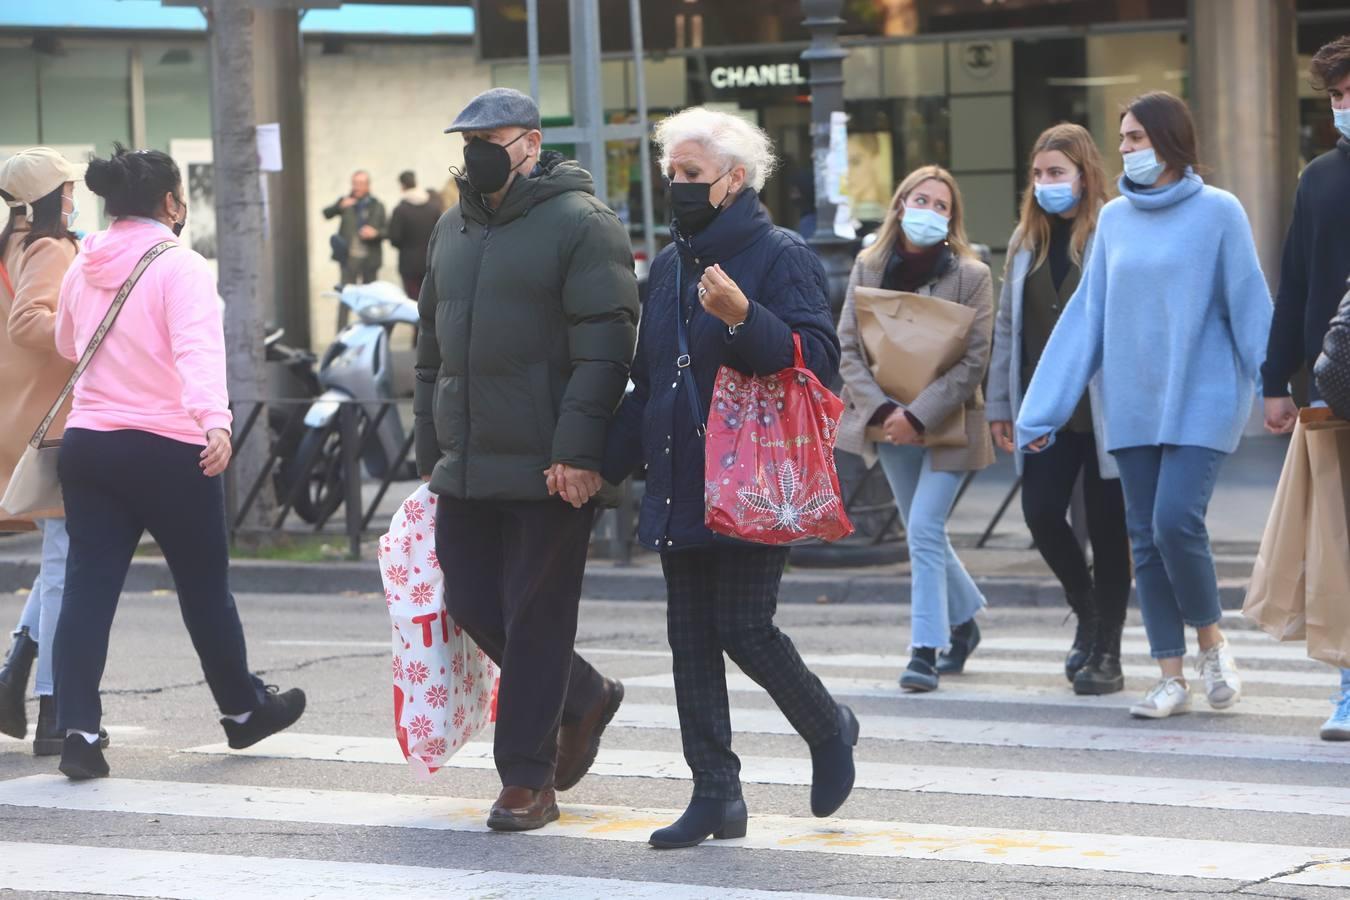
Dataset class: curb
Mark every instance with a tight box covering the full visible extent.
[0,557,1252,609]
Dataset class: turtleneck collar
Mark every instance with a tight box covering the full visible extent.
[1118,167,1205,210]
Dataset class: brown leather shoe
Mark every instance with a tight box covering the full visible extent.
[556,678,624,791]
[486,785,560,832]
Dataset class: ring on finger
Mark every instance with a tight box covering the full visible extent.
[697,285,708,298]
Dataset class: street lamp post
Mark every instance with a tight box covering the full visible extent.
[793,0,905,567]
[801,0,857,316]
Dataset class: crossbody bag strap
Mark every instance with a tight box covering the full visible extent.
[673,253,707,438]
[27,240,177,449]
[0,259,13,298]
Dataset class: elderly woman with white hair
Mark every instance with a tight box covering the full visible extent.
[603,107,859,849]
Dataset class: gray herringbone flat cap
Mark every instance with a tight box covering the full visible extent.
[445,88,541,134]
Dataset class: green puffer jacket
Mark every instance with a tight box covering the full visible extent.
[413,152,639,501]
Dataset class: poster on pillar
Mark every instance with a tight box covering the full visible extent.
[170,139,218,280]
[0,145,99,237]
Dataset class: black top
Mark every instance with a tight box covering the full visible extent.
[1023,220,1091,433]
[1263,138,1350,399]
[881,241,946,293]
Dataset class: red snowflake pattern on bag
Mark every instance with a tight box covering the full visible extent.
[452,706,466,729]
[410,582,435,607]
[392,656,404,681]
[408,714,433,741]
[406,660,430,685]
[385,564,409,587]
[425,684,449,709]
[402,498,426,524]
[424,737,447,758]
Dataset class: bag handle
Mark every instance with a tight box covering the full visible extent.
[26,240,176,449]
[674,253,707,438]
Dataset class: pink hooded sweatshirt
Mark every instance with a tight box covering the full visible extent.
[56,218,231,446]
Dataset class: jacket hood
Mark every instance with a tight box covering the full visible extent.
[671,188,772,266]
[1118,168,1205,210]
[76,218,179,290]
[400,187,435,206]
[459,150,595,225]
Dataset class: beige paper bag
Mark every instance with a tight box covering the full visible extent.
[1304,418,1350,669]
[1243,420,1310,642]
[853,286,977,448]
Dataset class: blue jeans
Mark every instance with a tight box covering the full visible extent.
[876,443,986,649]
[14,518,68,696]
[1113,445,1226,659]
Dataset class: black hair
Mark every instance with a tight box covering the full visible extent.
[85,142,182,219]
[398,170,416,190]
[1121,91,1200,174]
[0,186,76,260]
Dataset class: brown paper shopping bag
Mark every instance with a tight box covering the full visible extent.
[1303,417,1350,669]
[1243,419,1310,642]
[853,286,976,448]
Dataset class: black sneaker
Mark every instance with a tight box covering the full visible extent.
[58,733,110,781]
[221,685,306,750]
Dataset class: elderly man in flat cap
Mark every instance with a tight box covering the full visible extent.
[414,87,639,831]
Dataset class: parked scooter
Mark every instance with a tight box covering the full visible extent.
[284,282,419,523]
[264,327,320,505]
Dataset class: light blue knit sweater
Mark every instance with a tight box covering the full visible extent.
[1016,172,1272,455]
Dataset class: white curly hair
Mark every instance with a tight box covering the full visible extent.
[654,107,778,193]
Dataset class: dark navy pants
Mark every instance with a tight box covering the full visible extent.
[54,428,263,733]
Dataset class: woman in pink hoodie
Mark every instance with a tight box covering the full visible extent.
[51,145,304,780]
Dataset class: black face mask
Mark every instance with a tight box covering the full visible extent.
[463,132,529,196]
[667,171,731,235]
[171,196,186,237]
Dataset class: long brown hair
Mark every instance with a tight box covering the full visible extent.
[1122,91,1200,176]
[1009,123,1110,273]
[859,165,975,269]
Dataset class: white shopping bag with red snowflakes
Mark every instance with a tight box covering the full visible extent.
[379,484,498,779]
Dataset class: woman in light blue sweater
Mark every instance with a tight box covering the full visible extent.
[1016,92,1273,720]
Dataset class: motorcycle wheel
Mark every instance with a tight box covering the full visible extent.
[286,426,347,524]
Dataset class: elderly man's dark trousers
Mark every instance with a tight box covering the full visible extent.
[434,496,605,790]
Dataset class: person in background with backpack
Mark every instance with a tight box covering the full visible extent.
[50,145,305,781]
[386,170,442,300]
[0,149,93,755]
[1262,35,1350,743]
[987,124,1132,696]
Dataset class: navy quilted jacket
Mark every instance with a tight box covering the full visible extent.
[602,188,840,551]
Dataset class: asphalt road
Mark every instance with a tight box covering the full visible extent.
[1,588,1347,899]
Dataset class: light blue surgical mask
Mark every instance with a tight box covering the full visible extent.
[63,195,78,229]
[1122,148,1166,186]
[1334,107,1350,142]
[1034,180,1079,215]
[900,206,949,248]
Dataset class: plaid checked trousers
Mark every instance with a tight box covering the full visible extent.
[661,544,841,800]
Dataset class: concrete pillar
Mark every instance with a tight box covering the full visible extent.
[252,8,312,351]
[1189,0,1299,289]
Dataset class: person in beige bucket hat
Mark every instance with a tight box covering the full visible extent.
[0,146,101,755]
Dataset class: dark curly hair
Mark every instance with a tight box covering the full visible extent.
[1310,35,1350,93]
[85,143,182,219]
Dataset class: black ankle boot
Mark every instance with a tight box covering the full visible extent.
[59,733,110,780]
[1074,618,1125,695]
[1064,591,1096,683]
[936,618,981,675]
[649,797,748,849]
[33,696,108,757]
[809,704,860,817]
[0,628,37,739]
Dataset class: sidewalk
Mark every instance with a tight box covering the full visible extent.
[0,434,1288,606]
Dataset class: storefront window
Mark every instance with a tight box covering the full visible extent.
[143,42,212,153]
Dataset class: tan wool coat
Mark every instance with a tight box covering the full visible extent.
[836,247,996,473]
[0,221,77,528]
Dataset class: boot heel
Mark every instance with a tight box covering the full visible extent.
[714,817,748,840]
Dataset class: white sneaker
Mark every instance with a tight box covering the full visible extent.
[1196,639,1242,710]
[1130,677,1192,719]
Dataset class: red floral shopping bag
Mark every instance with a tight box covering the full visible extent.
[380,484,498,779]
[704,335,853,545]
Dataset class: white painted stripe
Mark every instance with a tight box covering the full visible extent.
[268,639,388,648]
[179,735,1350,818]
[621,672,1333,719]
[575,647,1334,687]
[0,725,148,744]
[1,779,1345,884]
[976,636,1312,662]
[0,839,864,900]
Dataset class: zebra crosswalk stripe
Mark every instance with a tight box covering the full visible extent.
[1,778,1346,885]
[0,839,873,900]
[179,734,1350,817]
